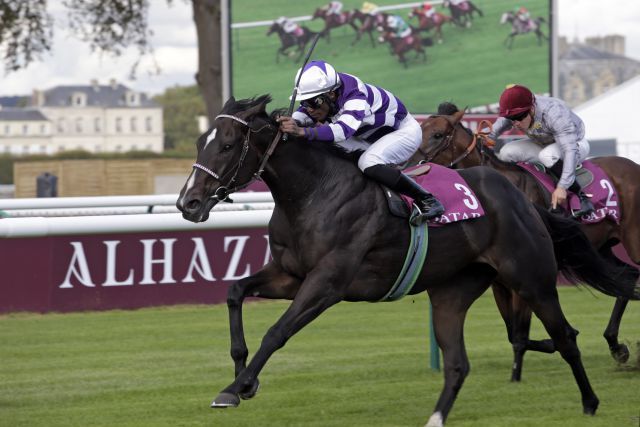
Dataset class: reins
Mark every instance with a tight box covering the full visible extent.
[192,114,281,202]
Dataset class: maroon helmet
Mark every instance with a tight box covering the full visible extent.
[499,84,534,118]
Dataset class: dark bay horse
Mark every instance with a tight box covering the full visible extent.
[378,29,432,68]
[266,22,318,63]
[348,9,388,47]
[410,104,640,381]
[176,95,638,426]
[500,11,548,49]
[312,8,358,43]
[408,7,453,44]
[443,0,483,28]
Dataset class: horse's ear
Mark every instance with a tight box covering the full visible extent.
[445,109,465,127]
[238,95,271,121]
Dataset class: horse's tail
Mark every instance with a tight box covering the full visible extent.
[534,205,640,300]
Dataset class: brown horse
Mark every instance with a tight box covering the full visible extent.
[378,29,432,68]
[311,7,358,43]
[500,11,548,49]
[176,95,638,426]
[408,7,453,44]
[443,0,483,28]
[348,9,388,47]
[410,104,640,381]
[266,22,319,63]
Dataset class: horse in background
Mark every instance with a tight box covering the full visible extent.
[407,7,453,44]
[349,9,389,47]
[266,22,319,63]
[176,95,639,426]
[312,7,358,43]
[410,104,640,381]
[378,28,432,68]
[500,11,548,49]
[443,0,483,28]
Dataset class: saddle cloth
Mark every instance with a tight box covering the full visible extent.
[517,160,621,224]
[385,163,485,226]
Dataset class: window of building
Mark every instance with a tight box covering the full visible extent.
[22,124,28,135]
[145,117,152,132]
[130,117,137,133]
[75,118,83,133]
[94,118,101,133]
[57,118,65,133]
[4,125,10,135]
[40,124,46,134]
[115,117,122,133]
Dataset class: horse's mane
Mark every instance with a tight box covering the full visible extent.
[435,101,523,171]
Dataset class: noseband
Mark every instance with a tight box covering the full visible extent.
[192,113,281,202]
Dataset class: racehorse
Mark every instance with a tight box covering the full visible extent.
[408,7,453,44]
[500,11,548,49]
[443,0,483,28]
[176,95,639,426]
[348,9,388,47]
[266,22,319,63]
[409,103,640,381]
[378,29,432,68]
[311,7,358,43]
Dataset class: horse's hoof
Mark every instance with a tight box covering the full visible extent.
[211,392,240,408]
[239,380,260,400]
[582,396,599,416]
[611,344,630,364]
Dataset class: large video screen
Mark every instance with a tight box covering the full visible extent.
[230,0,552,113]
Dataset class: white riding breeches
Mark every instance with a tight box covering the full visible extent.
[497,137,590,167]
[340,114,422,171]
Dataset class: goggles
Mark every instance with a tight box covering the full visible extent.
[301,95,326,110]
[506,110,530,122]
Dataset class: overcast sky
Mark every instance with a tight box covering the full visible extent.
[1,0,639,97]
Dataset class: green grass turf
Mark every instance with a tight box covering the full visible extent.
[230,0,551,113]
[1,287,638,426]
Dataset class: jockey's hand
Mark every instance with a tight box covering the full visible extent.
[551,186,567,209]
[277,116,304,137]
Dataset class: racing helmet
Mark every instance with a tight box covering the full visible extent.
[498,84,534,118]
[292,60,341,101]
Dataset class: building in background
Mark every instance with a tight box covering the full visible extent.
[0,80,163,155]
[558,35,640,107]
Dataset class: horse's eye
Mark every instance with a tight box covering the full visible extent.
[222,144,232,152]
[433,133,443,139]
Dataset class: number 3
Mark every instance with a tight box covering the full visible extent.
[454,183,479,209]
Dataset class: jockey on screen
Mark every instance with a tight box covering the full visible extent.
[489,84,595,217]
[325,1,343,16]
[275,16,300,35]
[277,60,444,225]
[386,15,412,38]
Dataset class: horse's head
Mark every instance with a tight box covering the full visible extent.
[176,95,276,223]
[312,8,324,20]
[408,8,418,18]
[267,22,279,36]
[407,108,467,167]
[500,12,513,24]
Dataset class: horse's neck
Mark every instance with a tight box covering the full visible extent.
[262,140,365,211]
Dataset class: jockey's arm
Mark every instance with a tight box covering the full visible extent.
[548,108,581,189]
[488,116,513,142]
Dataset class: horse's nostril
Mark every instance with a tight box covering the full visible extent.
[186,199,201,212]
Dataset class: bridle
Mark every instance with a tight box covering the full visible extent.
[418,116,494,168]
[192,113,281,202]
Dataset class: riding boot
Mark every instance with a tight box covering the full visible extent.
[568,180,595,218]
[363,165,444,225]
[547,159,564,183]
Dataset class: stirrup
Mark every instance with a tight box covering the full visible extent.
[410,205,430,226]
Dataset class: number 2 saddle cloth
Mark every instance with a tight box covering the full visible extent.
[517,160,621,225]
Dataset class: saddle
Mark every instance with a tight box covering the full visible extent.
[384,165,431,218]
[532,162,594,189]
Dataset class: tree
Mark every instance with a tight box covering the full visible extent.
[0,0,223,121]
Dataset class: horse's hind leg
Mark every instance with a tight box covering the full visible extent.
[522,286,599,414]
[225,262,301,400]
[603,297,630,363]
[426,268,492,427]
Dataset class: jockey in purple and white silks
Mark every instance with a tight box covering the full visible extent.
[277,60,444,224]
[489,84,595,217]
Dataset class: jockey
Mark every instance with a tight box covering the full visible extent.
[387,15,412,38]
[489,84,595,217]
[421,2,436,18]
[277,60,444,224]
[326,1,343,15]
[516,6,530,23]
[275,16,300,35]
[362,1,379,15]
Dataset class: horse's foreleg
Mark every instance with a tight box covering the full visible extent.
[212,263,350,408]
[426,271,491,427]
[225,262,300,399]
[603,297,631,363]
